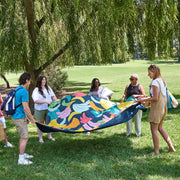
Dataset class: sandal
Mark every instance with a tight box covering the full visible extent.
[148,151,159,155]
[39,139,44,143]
[48,137,55,141]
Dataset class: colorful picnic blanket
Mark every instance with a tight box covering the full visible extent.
[36,92,146,133]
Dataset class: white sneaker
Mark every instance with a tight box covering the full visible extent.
[4,142,14,148]
[24,153,34,159]
[18,158,33,165]
[86,132,90,135]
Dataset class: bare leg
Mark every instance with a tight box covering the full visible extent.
[158,121,176,152]
[4,129,8,145]
[150,122,159,154]
[48,133,55,141]
[19,138,28,154]
[37,119,44,143]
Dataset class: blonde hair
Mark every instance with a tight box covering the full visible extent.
[148,65,161,79]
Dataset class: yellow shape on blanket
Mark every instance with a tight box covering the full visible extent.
[63,118,80,129]
[68,112,81,122]
[47,119,66,128]
[117,101,133,110]
[89,101,104,111]
[100,99,115,109]
[72,97,85,103]
[75,127,84,132]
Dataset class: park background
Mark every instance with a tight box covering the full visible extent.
[0,1,179,179]
[0,60,179,180]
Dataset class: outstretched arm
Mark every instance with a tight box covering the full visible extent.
[22,102,36,124]
[120,85,128,103]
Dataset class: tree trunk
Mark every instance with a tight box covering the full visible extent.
[29,82,35,114]
[0,74,10,88]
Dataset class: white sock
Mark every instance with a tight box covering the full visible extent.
[19,154,25,160]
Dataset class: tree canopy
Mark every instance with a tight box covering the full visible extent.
[0,0,179,80]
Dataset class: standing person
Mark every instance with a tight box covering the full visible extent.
[11,72,36,165]
[32,75,57,143]
[0,93,14,148]
[121,74,146,137]
[136,65,176,154]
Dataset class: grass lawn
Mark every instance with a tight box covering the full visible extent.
[0,60,180,180]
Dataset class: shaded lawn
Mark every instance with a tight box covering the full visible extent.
[0,60,180,180]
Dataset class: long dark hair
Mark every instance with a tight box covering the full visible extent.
[90,78,101,92]
[36,75,49,98]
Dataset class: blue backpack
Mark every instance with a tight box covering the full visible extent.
[1,87,23,115]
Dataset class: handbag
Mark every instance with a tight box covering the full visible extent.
[166,89,179,109]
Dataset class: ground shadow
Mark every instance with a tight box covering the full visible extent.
[64,80,111,94]
[29,133,180,179]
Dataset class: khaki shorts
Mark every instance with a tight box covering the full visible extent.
[34,109,47,120]
[12,118,29,139]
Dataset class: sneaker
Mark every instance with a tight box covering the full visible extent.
[18,158,33,165]
[4,142,14,148]
[24,153,34,159]
[86,132,90,135]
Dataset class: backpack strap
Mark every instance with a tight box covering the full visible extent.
[15,86,24,108]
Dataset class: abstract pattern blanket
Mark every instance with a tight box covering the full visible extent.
[36,93,147,133]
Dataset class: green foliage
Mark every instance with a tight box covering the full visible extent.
[0,0,179,75]
[144,0,178,59]
[43,61,68,94]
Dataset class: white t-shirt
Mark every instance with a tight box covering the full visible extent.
[32,86,55,110]
[150,78,166,97]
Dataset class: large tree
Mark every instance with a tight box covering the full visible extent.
[0,0,178,96]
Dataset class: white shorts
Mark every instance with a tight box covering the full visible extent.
[0,116,6,129]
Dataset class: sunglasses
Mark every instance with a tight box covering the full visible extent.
[129,78,134,81]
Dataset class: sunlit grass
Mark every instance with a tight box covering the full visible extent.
[0,60,180,180]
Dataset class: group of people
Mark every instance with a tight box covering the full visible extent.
[0,64,176,165]
[87,65,176,155]
[0,73,57,165]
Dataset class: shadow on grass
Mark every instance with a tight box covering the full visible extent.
[64,80,111,94]
[26,132,179,179]
[146,60,180,64]
[1,121,179,180]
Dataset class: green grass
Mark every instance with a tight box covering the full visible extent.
[0,60,180,180]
